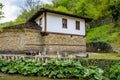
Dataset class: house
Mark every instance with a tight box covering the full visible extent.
[0,8,91,55]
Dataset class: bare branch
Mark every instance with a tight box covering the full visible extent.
[23,0,42,12]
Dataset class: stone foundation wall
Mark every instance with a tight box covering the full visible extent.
[0,28,86,54]
[0,28,43,54]
[43,34,86,54]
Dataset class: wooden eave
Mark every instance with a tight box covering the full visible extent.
[28,8,92,22]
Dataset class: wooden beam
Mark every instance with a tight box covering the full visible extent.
[44,12,47,32]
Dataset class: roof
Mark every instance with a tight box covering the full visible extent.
[28,8,92,22]
[4,22,42,30]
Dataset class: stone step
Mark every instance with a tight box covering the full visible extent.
[76,53,89,58]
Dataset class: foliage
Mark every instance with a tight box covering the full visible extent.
[0,3,4,18]
[87,41,112,52]
[1,58,120,79]
[78,58,120,79]
[0,58,104,80]
[46,0,116,20]
[50,0,76,11]
[53,6,71,14]
[19,5,41,21]
[86,22,120,49]
[0,0,42,27]
[112,35,120,48]
[86,23,120,43]
[0,27,3,32]
[1,0,120,27]
[0,58,43,75]
[18,0,43,21]
[42,59,104,79]
[110,62,120,80]
[0,15,26,28]
[14,17,26,25]
[22,0,42,12]
[109,0,120,21]
[73,0,106,20]
[0,0,120,23]
[0,21,15,28]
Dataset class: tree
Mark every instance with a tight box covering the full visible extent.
[73,0,88,17]
[0,3,4,18]
[109,0,120,21]
[45,0,77,12]
[18,6,41,20]
[22,0,42,12]
[54,6,71,13]
[73,0,111,20]
[47,0,114,20]
[20,0,43,21]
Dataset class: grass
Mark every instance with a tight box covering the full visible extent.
[86,22,120,50]
[87,23,120,43]
[112,36,120,48]
[89,53,120,59]
[87,23,114,42]
[0,28,3,32]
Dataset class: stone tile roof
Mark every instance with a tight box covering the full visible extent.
[4,22,42,30]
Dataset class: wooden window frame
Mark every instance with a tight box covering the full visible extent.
[62,18,67,28]
[76,21,80,30]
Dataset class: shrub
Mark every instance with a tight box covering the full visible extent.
[0,59,10,72]
[87,41,112,52]
[42,59,103,79]
[110,62,120,80]
[0,58,105,80]
[75,58,120,78]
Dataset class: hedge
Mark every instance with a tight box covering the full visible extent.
[76,58,120,78]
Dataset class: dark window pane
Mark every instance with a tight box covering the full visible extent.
[62,18,67,28]
[76,21,80,30]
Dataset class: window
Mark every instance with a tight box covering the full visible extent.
[76,21,80,30]
[39,18,42,25]
[62,18,67,28]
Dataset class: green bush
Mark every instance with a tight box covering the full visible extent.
[42,59,104,79]
[1,58,120,79]
[78,59,120,78]
[110,62,120,80]
[0,58,105,80]
[87,41,112,52]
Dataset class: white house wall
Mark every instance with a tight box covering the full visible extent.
[46,12,85,36]
[35,14,44,32]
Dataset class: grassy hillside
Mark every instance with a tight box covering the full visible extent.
[86,23,120,48]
